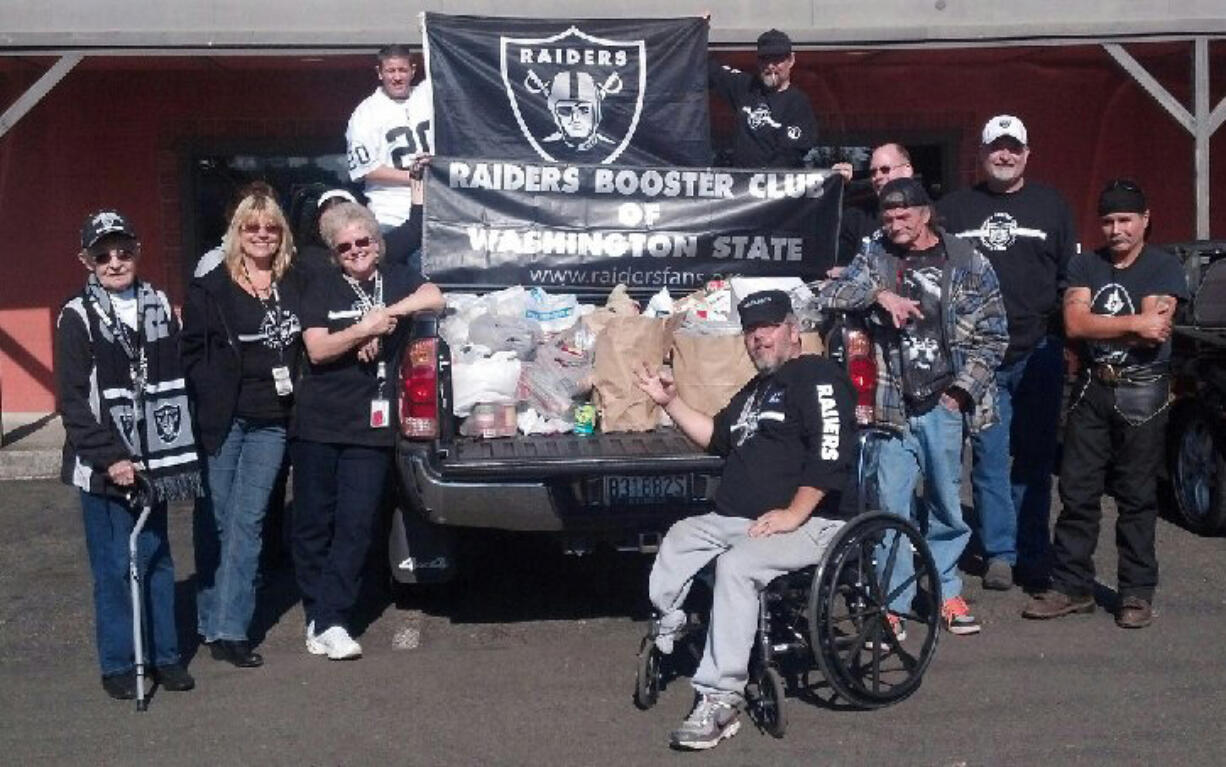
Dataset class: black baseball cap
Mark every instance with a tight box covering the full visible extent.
[878,178,932,211]
[738,290,792,330]
[81,209,137,250]
[1098,179,1147,216]
[757,29,792,59]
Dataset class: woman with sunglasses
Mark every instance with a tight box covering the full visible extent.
[181,191,304,668]
[292,201,442,660]
[56,210,203,699]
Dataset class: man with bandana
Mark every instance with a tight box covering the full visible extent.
[1023,180,1187,629]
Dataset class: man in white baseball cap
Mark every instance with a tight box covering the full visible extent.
[937,114,1079,594]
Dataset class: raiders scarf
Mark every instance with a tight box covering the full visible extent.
[83,275,202,502]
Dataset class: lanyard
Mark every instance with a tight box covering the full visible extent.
[87,291,148,412]
[241,262,293,361]
[344,270,383,314]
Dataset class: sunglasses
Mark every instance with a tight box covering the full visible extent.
[90,247,136,265]
[241,222,283,235]
[335,236,372,255]
[870,162,910,177]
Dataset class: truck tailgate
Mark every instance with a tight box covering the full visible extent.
[430,428,723,479]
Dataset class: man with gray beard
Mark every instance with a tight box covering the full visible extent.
[635,290,856,750]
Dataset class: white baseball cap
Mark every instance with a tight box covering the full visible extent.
[981,114,1028,146]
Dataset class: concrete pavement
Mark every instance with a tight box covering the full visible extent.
[2,478,1226,765]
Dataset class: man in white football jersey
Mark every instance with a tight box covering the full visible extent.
[346,45,433,230]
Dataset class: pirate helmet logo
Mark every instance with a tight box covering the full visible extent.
[501,26,646,164]
[153,403,182,444]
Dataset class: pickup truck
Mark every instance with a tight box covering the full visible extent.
[1165,240,1226,534]
[387,296,723,585]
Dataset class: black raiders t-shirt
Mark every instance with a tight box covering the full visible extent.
[293,263,424,447]
[937,181,1078,362]
[896,243,954,412]
[230,281,302,421]
[709,355,857,520]
[1066,243,1188,367]
[708,60,818,168]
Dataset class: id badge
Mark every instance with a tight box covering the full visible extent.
[370,398,391,429]
[272,365,293,396]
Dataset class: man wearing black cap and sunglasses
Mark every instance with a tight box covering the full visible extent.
[708,27,818,168]
[635,290,856,750]
[1023,180,1187,629]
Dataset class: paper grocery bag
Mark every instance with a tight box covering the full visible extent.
[670,330,826,418]
[671,333,758,417]
[592,315,673,432]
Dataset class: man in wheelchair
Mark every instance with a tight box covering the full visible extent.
[635,290,857,750]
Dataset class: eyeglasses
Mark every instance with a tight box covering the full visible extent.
[335,236,373,255]
[90,247,136,265]
[240,222,283,235]
[870,162,910,177]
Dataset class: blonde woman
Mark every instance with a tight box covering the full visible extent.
[182,190,304,668]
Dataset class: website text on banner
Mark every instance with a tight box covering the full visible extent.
[422,158,843,290]
[424,14,711,167]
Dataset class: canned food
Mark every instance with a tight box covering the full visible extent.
[573,403,597,436]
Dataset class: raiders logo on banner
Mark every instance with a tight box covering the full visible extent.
[501,27,645,164]
[425,14,711,168]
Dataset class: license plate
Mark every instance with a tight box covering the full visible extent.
[604,475,689,505]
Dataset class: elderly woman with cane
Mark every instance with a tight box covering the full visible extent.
[55,210,203,700]
[292,201,442,659]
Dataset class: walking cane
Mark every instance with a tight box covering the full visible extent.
[126,473,155,712]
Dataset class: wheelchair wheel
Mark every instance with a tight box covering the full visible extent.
[634,639,662,710]
[748,666,787,738]
[808,512,940,709]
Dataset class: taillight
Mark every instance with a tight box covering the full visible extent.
[844,329,876,426]
[401,337,439,439]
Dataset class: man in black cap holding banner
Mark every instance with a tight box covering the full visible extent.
[708,28,818,168]
[635,290,856,750]
[1023,180,1187,629]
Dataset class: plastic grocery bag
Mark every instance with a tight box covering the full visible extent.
[524,287,579,333]
[451,348,522,417]
[468,313,542,359]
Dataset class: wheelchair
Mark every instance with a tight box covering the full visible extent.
[634,427,943,737]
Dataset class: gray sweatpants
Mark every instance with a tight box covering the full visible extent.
[648,512,844,698]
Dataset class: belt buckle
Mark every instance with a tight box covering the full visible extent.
[1099,364,1119,385]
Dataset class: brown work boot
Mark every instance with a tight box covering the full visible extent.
[1021,589,1095,619]
[1115,596,1154,629]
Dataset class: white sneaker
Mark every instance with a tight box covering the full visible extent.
[305,621,326,655]
[307,625,362,660]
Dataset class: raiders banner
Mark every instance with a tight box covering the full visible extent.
[423,14,710,167]
[423,157,843,290]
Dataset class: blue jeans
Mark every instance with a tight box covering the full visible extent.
[194,418,287,642]
[81,490,180,675]
[876,404,969,611]
[970,335,1063,568]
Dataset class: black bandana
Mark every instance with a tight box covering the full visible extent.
[1098,180,1147,216]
